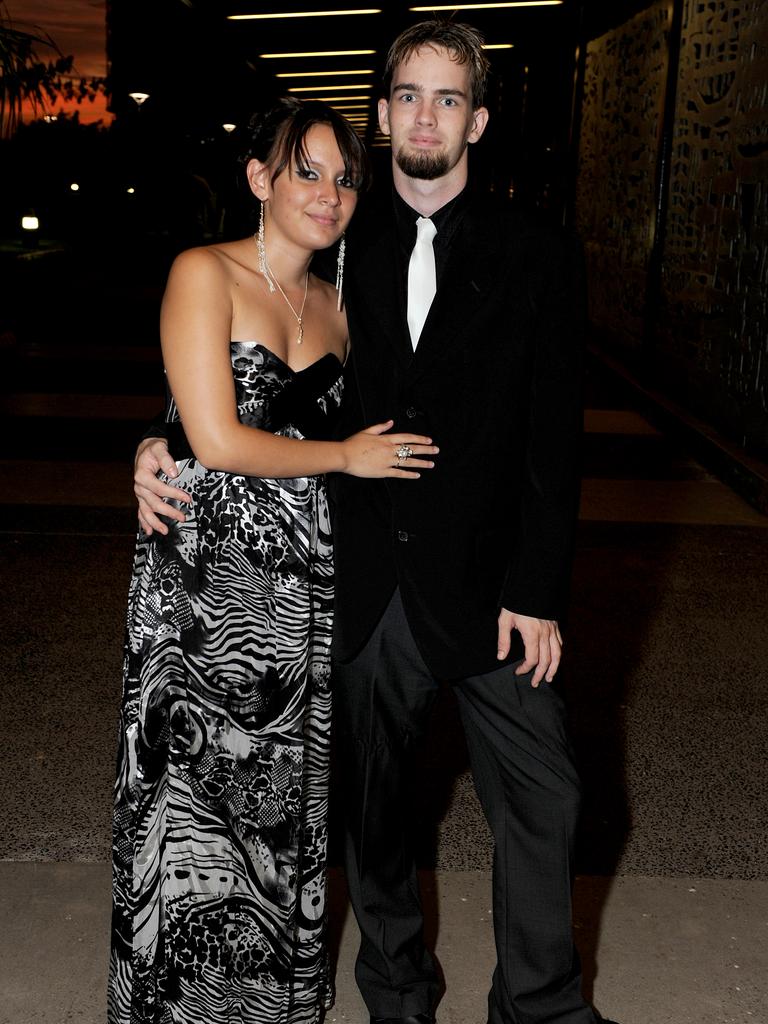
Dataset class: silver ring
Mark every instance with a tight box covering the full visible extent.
[395,444,414,461]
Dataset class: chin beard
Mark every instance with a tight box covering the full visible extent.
[394,145,450,181]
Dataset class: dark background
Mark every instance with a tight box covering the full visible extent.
[2,0,765,476]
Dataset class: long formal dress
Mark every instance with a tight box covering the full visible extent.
[109,342,344,1024]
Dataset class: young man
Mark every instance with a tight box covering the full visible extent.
[134,21,620,1024]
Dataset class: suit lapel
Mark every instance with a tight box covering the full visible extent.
[349,203,413,367]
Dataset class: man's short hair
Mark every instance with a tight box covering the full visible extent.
[383,20,490,109]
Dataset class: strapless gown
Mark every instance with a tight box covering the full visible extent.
[109,343,344,1024]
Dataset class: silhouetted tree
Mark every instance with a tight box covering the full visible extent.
[0,2,106,138]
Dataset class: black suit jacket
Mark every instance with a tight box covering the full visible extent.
[330,190,586,680]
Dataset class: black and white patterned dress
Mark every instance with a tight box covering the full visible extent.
[109,343,343,1024]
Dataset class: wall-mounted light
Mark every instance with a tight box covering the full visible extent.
[127,187,136,194]
[128,91,150,106]
[70,183,80,191]
[229,9,382,20]
[222,123,237,132]
[22,215,39,231]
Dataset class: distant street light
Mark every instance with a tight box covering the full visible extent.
[127,187,136,194]
[21,213,40,247]
[70,183,80,191]
[129,92,150,107]
[222,123,236,133]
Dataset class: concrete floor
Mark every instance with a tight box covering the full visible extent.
[2,865,766,1024]
[1,352,767,1023]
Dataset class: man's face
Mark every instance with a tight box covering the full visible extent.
[378,45,488,181]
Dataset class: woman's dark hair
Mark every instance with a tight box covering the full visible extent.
[241,96,370,192]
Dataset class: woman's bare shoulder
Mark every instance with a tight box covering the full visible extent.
[168,244,228,286]
[170,239,255,283]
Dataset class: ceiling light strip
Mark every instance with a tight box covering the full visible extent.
[288,83,372,92]
[410,2,562,9]
[259,49,376,57]
[276,69,374,77]
[229,9,382,20]
[289,94,372,101]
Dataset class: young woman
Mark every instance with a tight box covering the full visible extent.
[108,98,438,1024]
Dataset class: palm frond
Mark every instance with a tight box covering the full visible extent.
[0,0,87,137]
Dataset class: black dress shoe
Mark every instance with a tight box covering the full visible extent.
[370,1015,434,1024]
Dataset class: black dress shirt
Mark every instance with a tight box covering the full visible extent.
[392,187,468,295]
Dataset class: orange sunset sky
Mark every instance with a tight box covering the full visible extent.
[8,0,110,125]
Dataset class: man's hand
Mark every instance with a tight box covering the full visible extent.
[134,438,191,536]
[497,608,563,687]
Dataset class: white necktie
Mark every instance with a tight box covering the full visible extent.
[407,216,437,350]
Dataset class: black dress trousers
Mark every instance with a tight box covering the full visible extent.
[333,590,597,1024]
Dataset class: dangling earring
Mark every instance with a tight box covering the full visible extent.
[256,200,275,292]
[336,233,346,311]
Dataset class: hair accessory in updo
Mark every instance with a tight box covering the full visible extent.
[240,97,303,166]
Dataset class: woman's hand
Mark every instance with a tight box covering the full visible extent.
[134,438,192,536]
[341,421,438,479]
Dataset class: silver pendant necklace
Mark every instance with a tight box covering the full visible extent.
[270,270,309,345]
[255,231,309,345]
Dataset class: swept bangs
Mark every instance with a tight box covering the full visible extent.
[243,97,370,192]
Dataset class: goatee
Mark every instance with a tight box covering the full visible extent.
[395,146,450,181]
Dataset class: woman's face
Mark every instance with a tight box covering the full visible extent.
[252,122,359,252]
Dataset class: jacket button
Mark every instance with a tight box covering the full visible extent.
[397,530,409,542]
[406,406,418,419]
